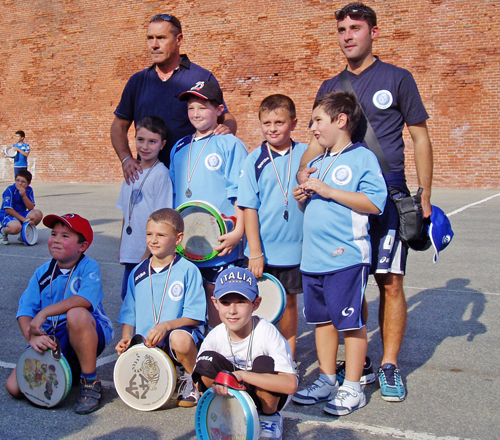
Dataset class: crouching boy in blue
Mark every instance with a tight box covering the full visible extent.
[116,208,206,407]
[6,213,114,414]
[193,267,297,439]
[292,91,387,416]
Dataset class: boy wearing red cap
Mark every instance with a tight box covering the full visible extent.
[5,213,114,415]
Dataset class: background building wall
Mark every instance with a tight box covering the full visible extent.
[0,0,498,188]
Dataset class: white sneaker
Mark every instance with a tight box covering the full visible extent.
[176,373,200,407]
[292,377,338,405]
[324,385,366,416]
[259,411,283,439]
[0,231,8,245]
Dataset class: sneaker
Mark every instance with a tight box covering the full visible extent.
[292,377,338,405]
[74,377,102,415]
[324,385,366,416]
[378,363,406,402]
[0,231,8,245]
[176,374,200,407]
[336,356,376,385]
[259,411,283,439]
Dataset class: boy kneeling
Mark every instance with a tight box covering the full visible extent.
[193,267,297,439]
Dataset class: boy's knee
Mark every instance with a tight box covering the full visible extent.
[169,331,194,354]
[66,308,95,331]
[7,221,22,234]
[6,369,22,398]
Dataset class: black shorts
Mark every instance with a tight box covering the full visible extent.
[264,265,303,295]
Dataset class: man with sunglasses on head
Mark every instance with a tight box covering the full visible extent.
[111,14,237,183]
[298,2,433,402]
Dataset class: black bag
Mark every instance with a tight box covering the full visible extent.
[389,187,424,243]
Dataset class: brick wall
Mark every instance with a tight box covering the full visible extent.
[0,0,498,188]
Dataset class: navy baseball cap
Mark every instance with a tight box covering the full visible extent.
[214,267,258,301]
[178,81,224,105]
[428,205,454,263]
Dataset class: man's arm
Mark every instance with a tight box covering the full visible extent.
[296,136,322,184]
[408,121,433,218]
[214,111,238,136]
[110,116,142,184]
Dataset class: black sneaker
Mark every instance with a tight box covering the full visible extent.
[74,377,102,415]
[336,356,376,385]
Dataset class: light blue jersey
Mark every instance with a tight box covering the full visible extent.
[238,140,308,266]
[301,143,387,275]
[170,133,248,267]
[118,255,206,337]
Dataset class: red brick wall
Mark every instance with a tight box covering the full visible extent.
[0,1,498,188]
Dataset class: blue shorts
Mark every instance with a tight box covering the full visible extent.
[198,259,244,284]
[155,326,204,365]
[1,210,31,228]
[369,194,408,275]
[302,265,368,331]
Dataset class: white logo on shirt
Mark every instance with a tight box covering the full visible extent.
[205,153,222,171]
[331,165,352,185]
[373,90,393,110]
[169,281,185,301]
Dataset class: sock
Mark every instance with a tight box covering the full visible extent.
[343,379,362,392]
[81,371,98,382]
[320,373,337,386]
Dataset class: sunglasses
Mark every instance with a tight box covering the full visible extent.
[150,14,182,32]
[335,8,374,22]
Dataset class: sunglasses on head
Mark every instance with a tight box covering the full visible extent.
[335,8,374,22]
[150,14,182,32]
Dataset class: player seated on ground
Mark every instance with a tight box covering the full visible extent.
[116,208,206,407]
[6,213,114,414]
[0,169,43,245]
[193,267,297,439]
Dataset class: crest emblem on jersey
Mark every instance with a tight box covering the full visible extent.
[70,276,82,294]
[205,153,222,171]
[169,281,184,301]
[373,90,393,110]
[331,247,345,257]
[331,165,352,185]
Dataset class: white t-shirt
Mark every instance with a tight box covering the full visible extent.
[198,317,294,374]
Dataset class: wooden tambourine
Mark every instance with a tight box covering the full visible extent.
[195,371,260,440]
[254,273,287,324]
[21,222,38,246]
[16,336,72,408]
[176,201,236,262]
[4,145,16,158]
[114,342,177,411]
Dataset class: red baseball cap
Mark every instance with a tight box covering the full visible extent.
[43,213,94,245]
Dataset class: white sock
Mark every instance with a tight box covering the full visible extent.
[343,379,362,392]
[319,373,337,386]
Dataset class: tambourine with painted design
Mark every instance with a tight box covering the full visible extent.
[176,201,236,262]
[16,336,72,408]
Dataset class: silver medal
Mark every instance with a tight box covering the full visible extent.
[185,188,192,198]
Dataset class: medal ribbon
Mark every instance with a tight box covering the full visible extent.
[315,142,353,182]
[186,133,215,193]
[128,159,159,228]
[266,142,293,215]
[49,263,75,333]
[227,317,255,371]
[149,258,175,325]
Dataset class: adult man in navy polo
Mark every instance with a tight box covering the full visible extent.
[111,14,237,183]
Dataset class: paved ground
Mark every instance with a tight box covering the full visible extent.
[0,182,499,440]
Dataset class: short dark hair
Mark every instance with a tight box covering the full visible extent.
[150,14,182,36]
[313,90,361,134]
[15,169,32,184]
[336,2,377,29]
[15,130,25,138]
[136,115,168,142]
[259,94,297,120]
[148,208,184,234]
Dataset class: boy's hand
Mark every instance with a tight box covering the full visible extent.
[248,256,265,279]
[28,335,57,354]
[145,323,168,348]
[213,123,231,136]
[293,185,310,203]
[214,230,240,256]
[297,166,317,184]
[123,157,143,185]
[302,178,331,199]
[212,382,229,396]
[115,338,131,355]
[28,312,48,339]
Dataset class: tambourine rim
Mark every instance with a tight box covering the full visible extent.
[4,146,16,158]
[176,200,227,262]
[254,272,287,324]
[21,222,38,246]
[195,387,260,440]
[113,344,177,411]
[16,347,72,408]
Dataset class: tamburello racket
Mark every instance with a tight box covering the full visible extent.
[16,336,72,408]
[114,340,177,411]
[21,222,38,246]
[254,273,287,324]
[195,371,260,440]
[176,201,236,262]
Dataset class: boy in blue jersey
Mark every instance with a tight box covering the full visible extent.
[116,208,206,407]
[8,130,30,177]
[6,213,114,415]
[292,91,387,416]
[0,169,43,245]
[116,115,172,300]
[169,81,247,327]
[238,94,307,360]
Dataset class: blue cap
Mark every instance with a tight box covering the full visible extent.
[214,267,258,301]
[428,205,454,263]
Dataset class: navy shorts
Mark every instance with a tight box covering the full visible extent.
[154,326,204,365]
[199,260,244,284]
[369,194,408,275]
[302,265,368,331]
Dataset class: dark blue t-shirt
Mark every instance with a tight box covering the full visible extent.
[317,58,429,178]
[114,55,228,166]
